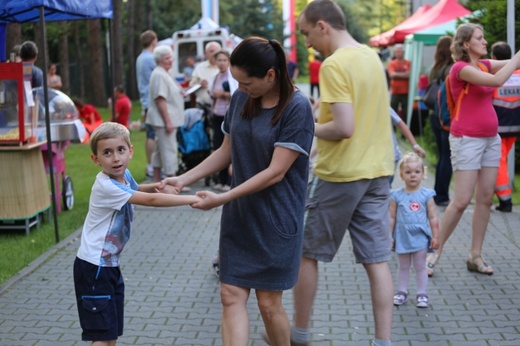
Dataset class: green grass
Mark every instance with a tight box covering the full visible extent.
[0,103,146,287]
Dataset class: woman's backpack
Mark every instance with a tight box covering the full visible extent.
[435,61,488,131]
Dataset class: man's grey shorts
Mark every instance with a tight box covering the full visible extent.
[449,134,500,171]
[302,176,392,264]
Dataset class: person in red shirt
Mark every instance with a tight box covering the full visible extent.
[112,85,132,128]
[73,99,103,143]
[387,44,411,120]
[308,54,322,99]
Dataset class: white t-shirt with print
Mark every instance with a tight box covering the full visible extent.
[76,170,138,267]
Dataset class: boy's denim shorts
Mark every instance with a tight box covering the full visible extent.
[73,257,124,341]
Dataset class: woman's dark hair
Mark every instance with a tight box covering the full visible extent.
[491,41,512,60]
[433,36,454,70]
[73,99,84,109]
[230,36,294,126]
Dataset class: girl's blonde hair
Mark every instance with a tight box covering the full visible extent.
[451,23,484,62]
[398,152,427,177]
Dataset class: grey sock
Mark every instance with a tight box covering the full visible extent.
[372,339,391,346]
[290,326,310,343]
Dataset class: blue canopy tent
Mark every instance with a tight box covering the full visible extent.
[0,24,6,59]
[0,0,113,242]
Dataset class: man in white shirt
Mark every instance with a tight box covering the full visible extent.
[189,41,222,107]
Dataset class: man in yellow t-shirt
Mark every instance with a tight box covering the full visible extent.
[281,1,394,346]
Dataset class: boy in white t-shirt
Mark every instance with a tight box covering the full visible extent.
[73,122,200,345]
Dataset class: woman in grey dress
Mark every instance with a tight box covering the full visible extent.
[162,37,314,345]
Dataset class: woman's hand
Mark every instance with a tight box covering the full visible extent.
[155,184,179,195]
[191,190,226,210]
[159,176,185,191]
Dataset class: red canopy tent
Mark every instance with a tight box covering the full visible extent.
[370,0,471,47]
[393,0,471,43]
[370,4,431,47]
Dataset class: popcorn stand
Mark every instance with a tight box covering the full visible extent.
[0,62,85,235]
[0,0,113,241]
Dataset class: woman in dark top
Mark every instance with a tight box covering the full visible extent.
[428,35,454,211]
[163,37,314,345]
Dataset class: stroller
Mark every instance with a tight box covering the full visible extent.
[176,107,212,184]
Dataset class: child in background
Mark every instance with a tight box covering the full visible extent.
[73,122,200,345]
[73,99,103,143]
[390,152,439,308]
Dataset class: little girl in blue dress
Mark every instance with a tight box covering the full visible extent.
[390,152,439,308]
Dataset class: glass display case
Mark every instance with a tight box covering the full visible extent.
[0,62,34,144]
[32,87,85,143]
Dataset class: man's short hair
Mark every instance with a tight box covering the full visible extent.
[300,0,345,31]
[19,41,39,61]
[491,41,512,61]
[140,30,157,49]
[115,84,125,94]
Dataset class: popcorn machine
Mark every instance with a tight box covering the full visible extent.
[0,62,49,234]
[0,62,40,144]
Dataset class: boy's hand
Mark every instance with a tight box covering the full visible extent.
[159,176,184,191]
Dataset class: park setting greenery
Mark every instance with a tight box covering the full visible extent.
[2,0,520,287]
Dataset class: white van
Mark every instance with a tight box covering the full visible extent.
[170,17,241,80]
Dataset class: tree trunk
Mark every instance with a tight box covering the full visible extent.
[6,23,22,60]
[58,22,70,95]
[146,1,153,30]
[86,19,106,107]
[112,0,124,87]
[126,0,138,100]
[134,0,144,54]
[33,23,49,72]
[73,21,85,99]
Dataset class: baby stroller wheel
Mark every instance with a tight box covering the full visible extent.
[62,175,74,210]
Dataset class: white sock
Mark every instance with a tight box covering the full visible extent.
[290,327,310,343]
[372,339,391,346]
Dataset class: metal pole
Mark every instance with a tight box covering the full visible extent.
[108,18,116,121]
[39,6,60,243]
[507,0,515,188]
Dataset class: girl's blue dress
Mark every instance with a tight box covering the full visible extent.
[391,187,435,254]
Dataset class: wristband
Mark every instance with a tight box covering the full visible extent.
[413,144,420,149]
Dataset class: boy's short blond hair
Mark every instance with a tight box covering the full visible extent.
[90,122,132,155]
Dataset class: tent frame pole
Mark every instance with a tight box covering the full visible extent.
[39,6,60,243]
